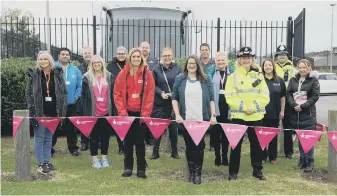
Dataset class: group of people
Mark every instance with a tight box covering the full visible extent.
[26,40,320,184]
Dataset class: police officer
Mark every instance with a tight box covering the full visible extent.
[224,47,270,181]
[275,44,297,159]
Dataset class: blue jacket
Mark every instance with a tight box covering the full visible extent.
[55,61,82,105]
[171,74,214,121]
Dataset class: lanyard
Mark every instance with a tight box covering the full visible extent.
[161,65,171,93]
[45,73,51,97]
[220,71,226,89]
[62,65,68,80]
[116,63,122,71]
[97,77,103,96]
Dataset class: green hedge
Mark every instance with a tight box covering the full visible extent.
[1,58,80,135]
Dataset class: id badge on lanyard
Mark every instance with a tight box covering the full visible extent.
[219,73,225,94]
[64,67,70,85]
[97,78,104,102]
[293,91,307,105]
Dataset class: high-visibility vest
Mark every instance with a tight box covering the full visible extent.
[275,60,298,88]
[224,66,270,121]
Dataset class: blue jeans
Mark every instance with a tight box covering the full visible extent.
[299,142,314,159]
[34,123,53,165]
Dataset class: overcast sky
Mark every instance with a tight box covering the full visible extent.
[2,0,337,55]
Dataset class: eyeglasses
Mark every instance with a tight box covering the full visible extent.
[162,55,172,58]
[188,62,197,65]
[117,53,126,55]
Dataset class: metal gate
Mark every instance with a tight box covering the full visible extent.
[291,8,306,67]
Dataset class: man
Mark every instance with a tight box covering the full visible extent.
[77,46,92,151]
[274,44,298,159]
[200,43,216,80]
[53,48,82,156]
[106,46,128,154]
[139,41,158,71]
[200,43,216,152]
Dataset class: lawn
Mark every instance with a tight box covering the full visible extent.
[1,134,337,195]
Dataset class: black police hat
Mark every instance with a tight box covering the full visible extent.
[275,45,289,56]
[236,47,255,58]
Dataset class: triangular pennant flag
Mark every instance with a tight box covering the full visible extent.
[254,127,280,150]
[69,117,97,137]
[106,117,135,141]
[327,132,337,152]
[183,121,210,146]
[12,117,24,140]
[143,118,171,139]
[296,130,322,154]
[36,117,61,134]
[220,123,247,150]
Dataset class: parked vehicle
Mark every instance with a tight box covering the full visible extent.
[317,72,337,94]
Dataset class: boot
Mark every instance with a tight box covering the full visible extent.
[193,151,204,185]
[186,150,194,183]
[122,157,133,177]
[298,157,306,169]
[221,156,229,166]
[252,167,266,180]
[137,170,147,179]
[304,158,314,173]
[150,140,160,160]
[136,143,147,178]
[221,143,229,166]
[228,173,237,181]
[171,147,180,159]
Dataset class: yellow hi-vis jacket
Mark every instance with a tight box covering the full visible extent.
[224,66,270,121]
[275,60,298,88]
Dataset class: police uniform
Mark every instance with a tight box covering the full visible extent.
[275,45,298,159]
[224,47,270,180]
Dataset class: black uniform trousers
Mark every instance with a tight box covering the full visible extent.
[262,119,280,161]
[52,104,79,153]
[228,119,263,175]
[283,106,294,157]
[123,111,147,171]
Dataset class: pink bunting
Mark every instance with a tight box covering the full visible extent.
[12,117,24,140]
[36,117,61,134]
[69,117,98,137]
[254,127,280,150]
[221,123,248,150]
[106,117,135,141]
[183,121,210,145]
[143,118,171,139]
[296,130,322,154]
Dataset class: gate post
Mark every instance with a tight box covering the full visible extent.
[328,110,337,183]
[216,18,221,52]
[286,16,293,61]
[93,15,97,55]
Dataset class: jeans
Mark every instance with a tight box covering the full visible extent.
[34,123,53,165]
[299,142,315,159]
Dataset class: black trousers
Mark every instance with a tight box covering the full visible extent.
[124,111,147,171]
[282,115,294,156]
[262,119,279,161]
[80,129,90,146]
[211,117,229,159]
[154,122,178,150]
[52,104,79,153]
[228,119,263,174]
[90,117,111,156]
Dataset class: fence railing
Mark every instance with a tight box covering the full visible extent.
[1,16,289,64]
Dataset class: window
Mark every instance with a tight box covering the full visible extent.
[326,74,337,80]
[318,75,327,80]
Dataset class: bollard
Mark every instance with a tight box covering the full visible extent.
[328,110,337,183]
[14,110,31,181]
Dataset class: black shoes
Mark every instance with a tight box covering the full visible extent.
[228,173,237,181]
[122,169,132,177]
[303,158,314,173]
[80,144,89,151]
[70,150,80,156]
[150,151,160,160]
[253,170,266,180]
[137,170,147,179]
[37,164,50,174]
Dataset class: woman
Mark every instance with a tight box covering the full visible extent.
[286,59,319,173]
[224,47,270,181]
[261,59,286,164]
[150,48,182,160]
[172,55,217,185]
[114,48,155,178]
[81,55,116,169]
[211,51,235,166]
[107,46,128,155]
[26,51,67,174]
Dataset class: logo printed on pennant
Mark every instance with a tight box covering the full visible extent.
[183,121,210,146]
[296,130,322,154]
[36,117,61,134]
[106,117,135,141]
[12,117,24,140]
[255,127,280,150]
[327,132,337,152]
[69,117,97,137]
[143,118,171,140]
[221,123,248,150]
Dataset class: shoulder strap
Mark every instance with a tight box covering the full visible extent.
[139,67,146,114]
[161,65,171,93]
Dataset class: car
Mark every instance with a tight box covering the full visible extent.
[317,72,337,94]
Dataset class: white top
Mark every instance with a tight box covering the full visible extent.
[185,80,203,121]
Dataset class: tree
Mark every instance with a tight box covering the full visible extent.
[1,8,42,59]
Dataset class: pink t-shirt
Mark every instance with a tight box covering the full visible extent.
[93,76,109,116]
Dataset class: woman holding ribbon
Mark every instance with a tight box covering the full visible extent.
[81,55,116,169]
[172,55,217,185]
[26,51,67,174]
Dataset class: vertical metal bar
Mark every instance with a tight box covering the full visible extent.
[250,21,252,48]
[281,21,284,43]
[266,21,268,58]
[5,17,8,58]
[224,20,226,51]
[159,19,161,53]
[255,21,258,56]
[195,20,198,54]
[276,21,278,50]
[76,18,78,54]
[117,19,119,47]
[245,21,247,47]
[27,17,30,58]
[93,15,97,54]
[153,19,157,57]
[143,19,146,42]
[87,18,89,46]
[81,18,84,48]
[60,18,62,47]
[39,18,41,50]
[205,20,208,44]
[128,19,130,52]
[169,20,172,48]
[217,18,220,52]
[54,18,57,56]
[149,19,152,54]
[65,18,68,47]
[11,17,14,56]
[260,21,263,63]
[133,19,135,49]
[21,17,24,57]
[211,20,213,57]
[234,21,237,56]
[175,20,177,58]
[138,19,140,45]
[229,20,231,56]
[271,21,273,59]
[122,19,125,47]
[164,20,167,46]
[200,20,203,44]
[239,21,242,47]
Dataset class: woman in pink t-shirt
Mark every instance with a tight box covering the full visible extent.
[80,55,116,169]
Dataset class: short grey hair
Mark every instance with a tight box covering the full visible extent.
[116,46,127,54]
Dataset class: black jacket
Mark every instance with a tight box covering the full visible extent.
[151,62,182,118]
[78,62,89,75]
[107,57,126,77]
[146,56,159,71]
[286,71,320,130]
[80,71,116,116]
[25,67,68,127]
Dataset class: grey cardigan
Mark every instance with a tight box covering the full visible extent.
[171,74,214,121]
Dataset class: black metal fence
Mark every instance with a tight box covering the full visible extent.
[1,16,291,64]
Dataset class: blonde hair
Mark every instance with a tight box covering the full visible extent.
[214,51,229,67]
[87,55,108,86]
[297,59,312,71]
[160,47,173,64]
[36,51,55,69]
